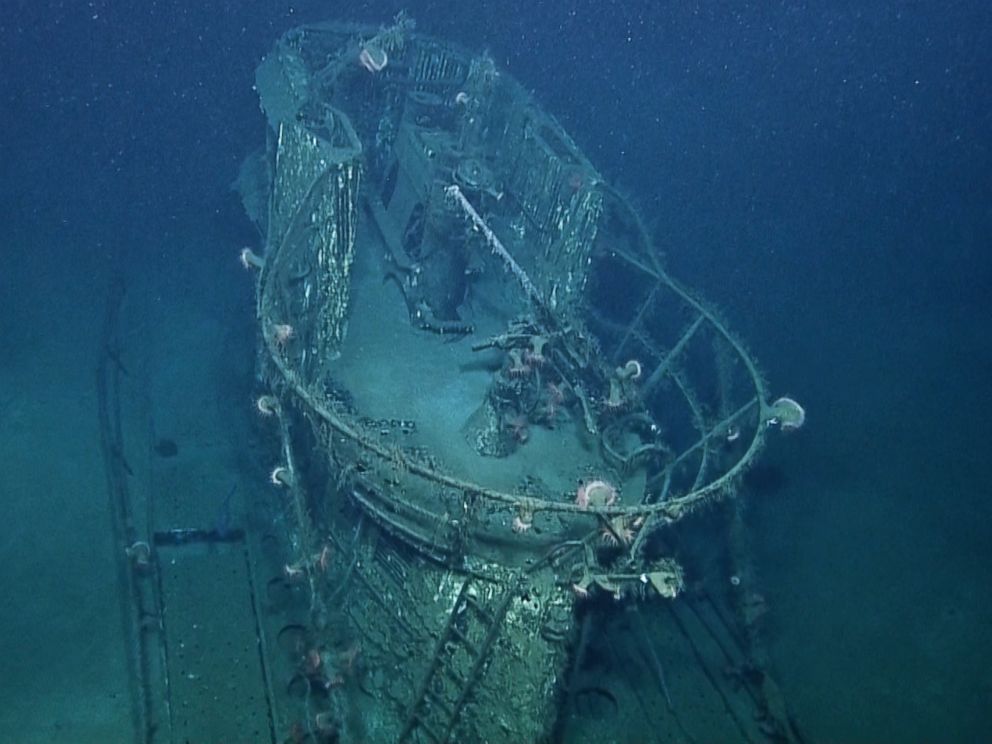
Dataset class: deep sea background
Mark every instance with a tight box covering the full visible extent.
[1,1,989,742]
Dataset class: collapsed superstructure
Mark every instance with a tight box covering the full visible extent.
[236,15,804,744]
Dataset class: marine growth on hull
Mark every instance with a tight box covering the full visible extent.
[235,14,804,744]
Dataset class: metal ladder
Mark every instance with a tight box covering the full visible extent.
[398,577,518,744]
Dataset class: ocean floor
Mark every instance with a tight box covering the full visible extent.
[748,304,992,742]
[0,241,133,742]
[1,221,989,742]
[0,223,258,743]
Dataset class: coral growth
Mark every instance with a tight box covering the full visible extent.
[358,44,388,73]
[272,323,295,350]
[125,541,152,572]
[523,335,549,366]
[511,507,534,533]
[506,348,531,377]
[256,395,280,416]
[270,465,293,487]
[617,359,643,381]
[600,515,643,546]
[765,396,805,431]
[239,247,264,270]
[575,479,618,509]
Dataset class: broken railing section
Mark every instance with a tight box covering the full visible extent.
[445,184,546,312]
[255,236,780,532]
[245,30,803,602]
[447,183,664,468]
[252,242,800,625]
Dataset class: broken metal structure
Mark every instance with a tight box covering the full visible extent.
[228,15,805,744]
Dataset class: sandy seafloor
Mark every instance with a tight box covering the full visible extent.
[1,212,989,743]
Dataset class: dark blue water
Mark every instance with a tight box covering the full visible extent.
[2,2,989,742]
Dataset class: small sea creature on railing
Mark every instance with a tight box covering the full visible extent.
[239,247,264,270]
[575,479,618,509]
[125,540,152,573]
[511,507,534,534]
[764,396,806,431]
[271,323,295,351]
[255,394,280,416]
[270,465,294,487]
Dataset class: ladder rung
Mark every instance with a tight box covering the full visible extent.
[463,595,493,624]
[449,625,479,656]
[425,689,454,716]
[442,665,466,687]
[415,715,444,744]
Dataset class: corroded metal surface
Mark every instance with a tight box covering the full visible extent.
[238,16,797,744]
[157,539,272,743]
